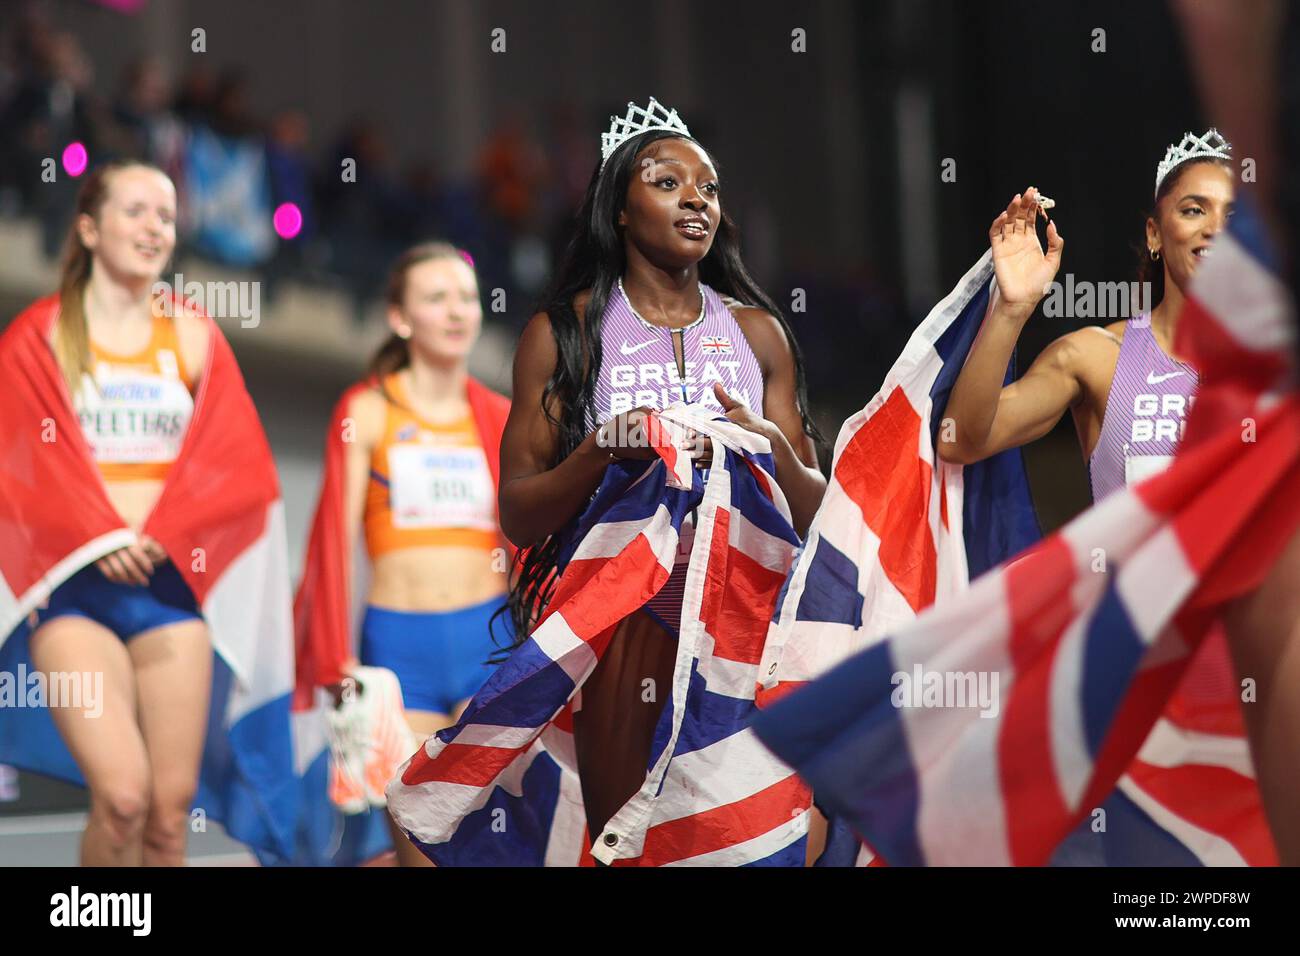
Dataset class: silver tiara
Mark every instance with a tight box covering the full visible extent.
[600,96,691,171]
[1154,128,1232,198]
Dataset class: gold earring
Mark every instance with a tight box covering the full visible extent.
[1149,248,1160,261]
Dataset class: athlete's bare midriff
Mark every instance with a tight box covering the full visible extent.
[368,544,506,612]
[104,479,165,534]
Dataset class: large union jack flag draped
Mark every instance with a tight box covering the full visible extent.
[386,404,813,865]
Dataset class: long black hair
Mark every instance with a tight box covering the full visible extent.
[496,128,824,650]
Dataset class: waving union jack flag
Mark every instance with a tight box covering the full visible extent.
[754,205,1296,866]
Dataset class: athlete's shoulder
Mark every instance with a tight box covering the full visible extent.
[342,378,388,444]
[721,298,791,372]
[1035,323,1126,396]
[520,308,558,342]
[1094,319,1128,344]
[718,292,781,334]
[1053,321,1125,358]
[9,293,61,335]
[530,290,592,329]
[17,293,61,322]
[517,309,561,372]
[0,295,57,355]
[170,298,212,374]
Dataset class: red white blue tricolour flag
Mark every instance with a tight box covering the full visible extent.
[0,295,314,864]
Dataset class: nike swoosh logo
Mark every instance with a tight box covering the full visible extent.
[1146,371,1185,385]
[620,339,656,356]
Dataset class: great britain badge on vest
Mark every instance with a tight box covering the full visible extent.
[700,335,733,354]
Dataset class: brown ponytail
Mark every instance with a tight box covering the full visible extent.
[53,160,169,396]
[365,241,472,399]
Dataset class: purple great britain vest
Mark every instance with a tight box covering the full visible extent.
[587,281,765,429]
[1087,313,1199,502]
[587,280,767,633]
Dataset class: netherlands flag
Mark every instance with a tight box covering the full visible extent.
[0,294,320,865]
[386,404,811,865]
[754,206,1296,866]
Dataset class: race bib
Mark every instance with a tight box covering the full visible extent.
[387,443,495,530]
[77,364,193,464]
[1124,453,1174,487]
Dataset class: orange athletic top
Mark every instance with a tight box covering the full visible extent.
[77,314,197,482]
[363,373,499,557]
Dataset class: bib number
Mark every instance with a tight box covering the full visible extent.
[388,444,494,530]
[1124,453,1174,487]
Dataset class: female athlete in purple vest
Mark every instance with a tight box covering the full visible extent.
[497,99,827,848]
[938,136,1239,863]
[939,154,1231,491]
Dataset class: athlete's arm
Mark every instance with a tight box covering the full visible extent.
[173,303,211,387]
[498,311,652,548]
[723,306,827,536]
[938,188,1069,465]
[318,386,384,701]
[342,387,386,568]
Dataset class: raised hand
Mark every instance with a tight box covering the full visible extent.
[990,186,1064,310]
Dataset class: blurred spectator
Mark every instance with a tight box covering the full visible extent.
[317,119,407,319]
[397,159,447,244]
[0,27,111,253]
[172,62,218,127]
[182,72,275,269]
[112,55,185,179]
[475,115,550,314]
[0,20,568,339]
[264,109,318,297]
[478,113,546,233]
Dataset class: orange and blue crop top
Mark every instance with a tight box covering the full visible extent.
[76,314,196,482]
[363,374,499,557]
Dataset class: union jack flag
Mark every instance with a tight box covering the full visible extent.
[754,205,1295,865]
[386,404,810,865]
[700,335,733,354]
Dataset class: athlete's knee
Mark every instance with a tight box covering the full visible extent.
[90,780,151,848]
[143,776,197,855]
